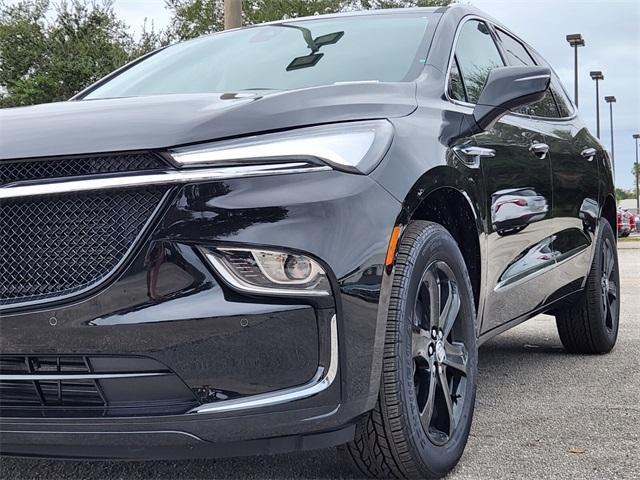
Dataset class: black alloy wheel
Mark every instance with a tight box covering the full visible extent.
[340,221,478,479]
[412,260,470,447]
[599,237,619,333]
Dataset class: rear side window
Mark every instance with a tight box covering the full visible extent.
[526,90,559,118]
[450,20,505,103]
[550,79,573,117]
[531,51,575,118]
[495,28,558,118]
[495,29,536,66]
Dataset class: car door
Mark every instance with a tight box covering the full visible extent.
[526,52,599,289]
[448,19,555,333]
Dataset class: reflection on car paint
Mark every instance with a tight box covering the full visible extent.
[498,228,591,287]
[491,187,549,235]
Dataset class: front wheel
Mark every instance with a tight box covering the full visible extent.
[340,221,478,479]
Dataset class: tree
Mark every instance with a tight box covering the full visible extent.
[0,0,161,107]
[616,188,634,202]
[165,0,345,39]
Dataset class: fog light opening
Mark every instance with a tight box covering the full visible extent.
[201,247,331,297]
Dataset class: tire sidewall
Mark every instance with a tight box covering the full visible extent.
[391,223,478,476]
[592,219,620,348]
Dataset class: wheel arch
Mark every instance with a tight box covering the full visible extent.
[399,166,485,312]
[600,194,617,238]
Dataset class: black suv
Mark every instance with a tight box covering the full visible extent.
[0,5,618,478]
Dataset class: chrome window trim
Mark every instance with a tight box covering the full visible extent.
[190,314,338,414]
[0,372,170,381]
[0,163,331,200]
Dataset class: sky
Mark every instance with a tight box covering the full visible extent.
[7,0,639,188]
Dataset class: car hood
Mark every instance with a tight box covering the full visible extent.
[0,83,416,160]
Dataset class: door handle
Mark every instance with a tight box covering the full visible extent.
[581,147,597,161]
[453,146,495,168]
[529,143,549,159]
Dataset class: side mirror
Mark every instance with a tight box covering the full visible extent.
[472,66,551,131]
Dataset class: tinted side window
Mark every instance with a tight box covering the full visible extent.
[496,29,536,66]
[550,78,573,117]
[526,90,559,118]
[448,56,466,101]
[495,29,558,117]
[453,20,505,103]
[531,51,575,118]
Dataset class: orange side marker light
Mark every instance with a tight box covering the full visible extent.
[385,225,402,267]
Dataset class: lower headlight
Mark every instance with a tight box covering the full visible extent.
[201,247,331,296]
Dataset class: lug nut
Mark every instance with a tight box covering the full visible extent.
[431,328,438,339]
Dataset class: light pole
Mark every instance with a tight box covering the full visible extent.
[590,71,604,138]
[566,34,585,107]
[634,134,640,212]
[224,0,242,30]
[605,95,616,173]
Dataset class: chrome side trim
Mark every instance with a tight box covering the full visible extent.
[514,74,551,82]
[0,163,331,200]
[202,250,331,297]
[0,372,170,381]
[190,314,338,414]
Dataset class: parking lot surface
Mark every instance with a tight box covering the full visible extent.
[2,245,639,480]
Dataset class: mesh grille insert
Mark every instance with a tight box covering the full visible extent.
[0,152,167,185]
[0,188,166,306]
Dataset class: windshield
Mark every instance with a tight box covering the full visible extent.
[83,14,431,99]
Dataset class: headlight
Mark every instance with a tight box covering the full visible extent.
[170,120,394,174]
[201,247,331,296]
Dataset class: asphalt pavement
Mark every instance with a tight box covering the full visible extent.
[2,244,639,480]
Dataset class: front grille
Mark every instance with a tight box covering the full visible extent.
[0,152,167,185]
[0,187,166,306]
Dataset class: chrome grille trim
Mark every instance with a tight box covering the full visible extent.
[0,163,331,200]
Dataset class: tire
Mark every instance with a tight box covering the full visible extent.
[555,218,620,354]
[340,221,478,479]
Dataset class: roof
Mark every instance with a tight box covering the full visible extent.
[222,6,451,32]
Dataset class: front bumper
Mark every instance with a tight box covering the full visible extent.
[0,167,401,458]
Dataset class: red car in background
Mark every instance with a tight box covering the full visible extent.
[617,208,633,237]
